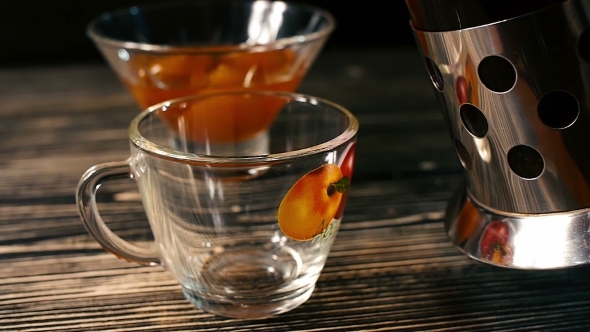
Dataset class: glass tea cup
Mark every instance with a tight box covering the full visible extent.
[87,0,335,110]
[76,91,358,319]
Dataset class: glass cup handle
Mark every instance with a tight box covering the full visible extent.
[76,158,160,266]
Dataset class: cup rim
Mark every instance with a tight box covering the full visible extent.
[87,0,336,54]
[128,90,358,165]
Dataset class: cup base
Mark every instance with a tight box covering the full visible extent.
[181,283,315,319]
[179,245,316,319]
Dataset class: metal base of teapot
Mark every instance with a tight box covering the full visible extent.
[446,183,590,269]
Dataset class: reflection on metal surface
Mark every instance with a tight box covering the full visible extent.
[414,0,590,268]
[414,0,590,214]
[445,185,590,269]
[474,138,491,163]
[405,0,567,32]
[479,220,513,266]
[511,215,569,268]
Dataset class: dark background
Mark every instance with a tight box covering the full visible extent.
[2,0,415,67]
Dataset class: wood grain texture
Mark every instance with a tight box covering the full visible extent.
[3,49,590,331]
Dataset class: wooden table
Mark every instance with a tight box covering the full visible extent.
[3,49,590,331]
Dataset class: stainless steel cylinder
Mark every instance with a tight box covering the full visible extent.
[411,0,590,269]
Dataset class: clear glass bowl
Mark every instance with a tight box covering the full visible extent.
[87,1,335,110]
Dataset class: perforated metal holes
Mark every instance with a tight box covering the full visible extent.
[425,57,444,91]
[538,90,579,129]
[454,139,472,171]
[507,145,545,180]
[478,56,517,93]
[460,104,488,138]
